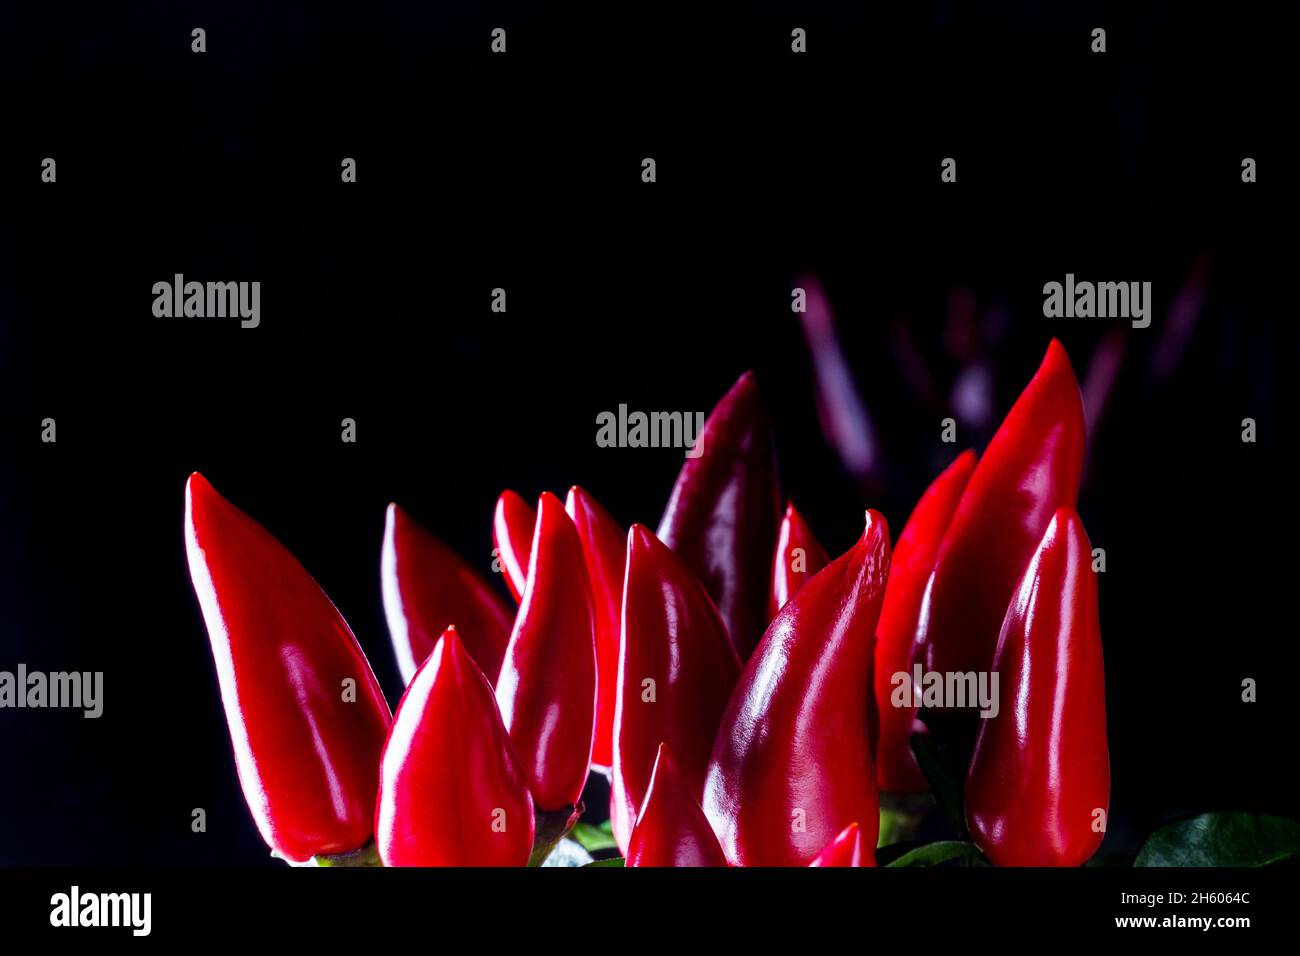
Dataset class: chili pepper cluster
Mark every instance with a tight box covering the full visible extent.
[184,338,1108,868]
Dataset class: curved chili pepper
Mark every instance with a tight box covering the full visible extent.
[914,339,1086,680]
[658,370,782,660]
[808,821,871,867]
[376,627,535,866]
[611,525,741,852]
[874,450,977,793]
[564,486,625,773]
[768,500,830,621]
[382,503,514,685]
[183,472,391,863]
[965,508,1109,867]
[626,743,729,867]
[704,511,891,867]
[493,489,536,603]
[495,492,596,811]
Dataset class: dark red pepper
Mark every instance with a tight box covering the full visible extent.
[965,508,1109,867]
[493,489,536,603]
[376,627,535,866]
[913,339,1086,680]
[611,525,741,852]
[184,473,391,863]
[658,371,782,660]
[381,503,514,685]
[495,492,597,811]
[704,511,891,866]
[808,821,872,867]
[874,450,977,792]
[626,743,729,868]
[768,500,830,621]
[564,486,626,774]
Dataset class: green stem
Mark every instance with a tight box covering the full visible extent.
[527,802,584,867]
[277,841,382,867]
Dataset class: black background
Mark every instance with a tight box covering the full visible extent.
[3,1,1297,866]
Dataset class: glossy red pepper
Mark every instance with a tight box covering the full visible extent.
[658,370,782,660]
[626,743,729,868]
[495,492,596,811]
[704,511,891,867]
[611,525,741,852]
[913,339,1086,680]
[768,500,830,621]
[183,473,391,863]
[493,489,536,603]
[808,822,871,867]
[965,508,1109,867]
[376,627,535,866]
[382,503,514,685]
[874,450,978,792]
[564,486,625,773]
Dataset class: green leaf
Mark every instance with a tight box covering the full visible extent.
[875,841,924,866]
[909,732,964,834]
[570,821,619,853]
[886,841,984,867]
[583,857,625,867]
[527,803,583,867]
[1135,813,1300,867]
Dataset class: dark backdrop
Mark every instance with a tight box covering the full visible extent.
[3,2,1296,864]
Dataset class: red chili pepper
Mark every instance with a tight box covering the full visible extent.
[808,821,872,867]
[914,339,1086,680]
[493,489,536,603]
[183,473,391,863]
[376,627,535,866]
[704,511,891,866]
[965,508,1109,867]
[626,743,729,868]
[658,371,782,660]
[768,500,830,621]
[611,525,741,853]
[381,503,514,685]
[495,492,596,811]
[564,486,626,773]
[874,450,978,793]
